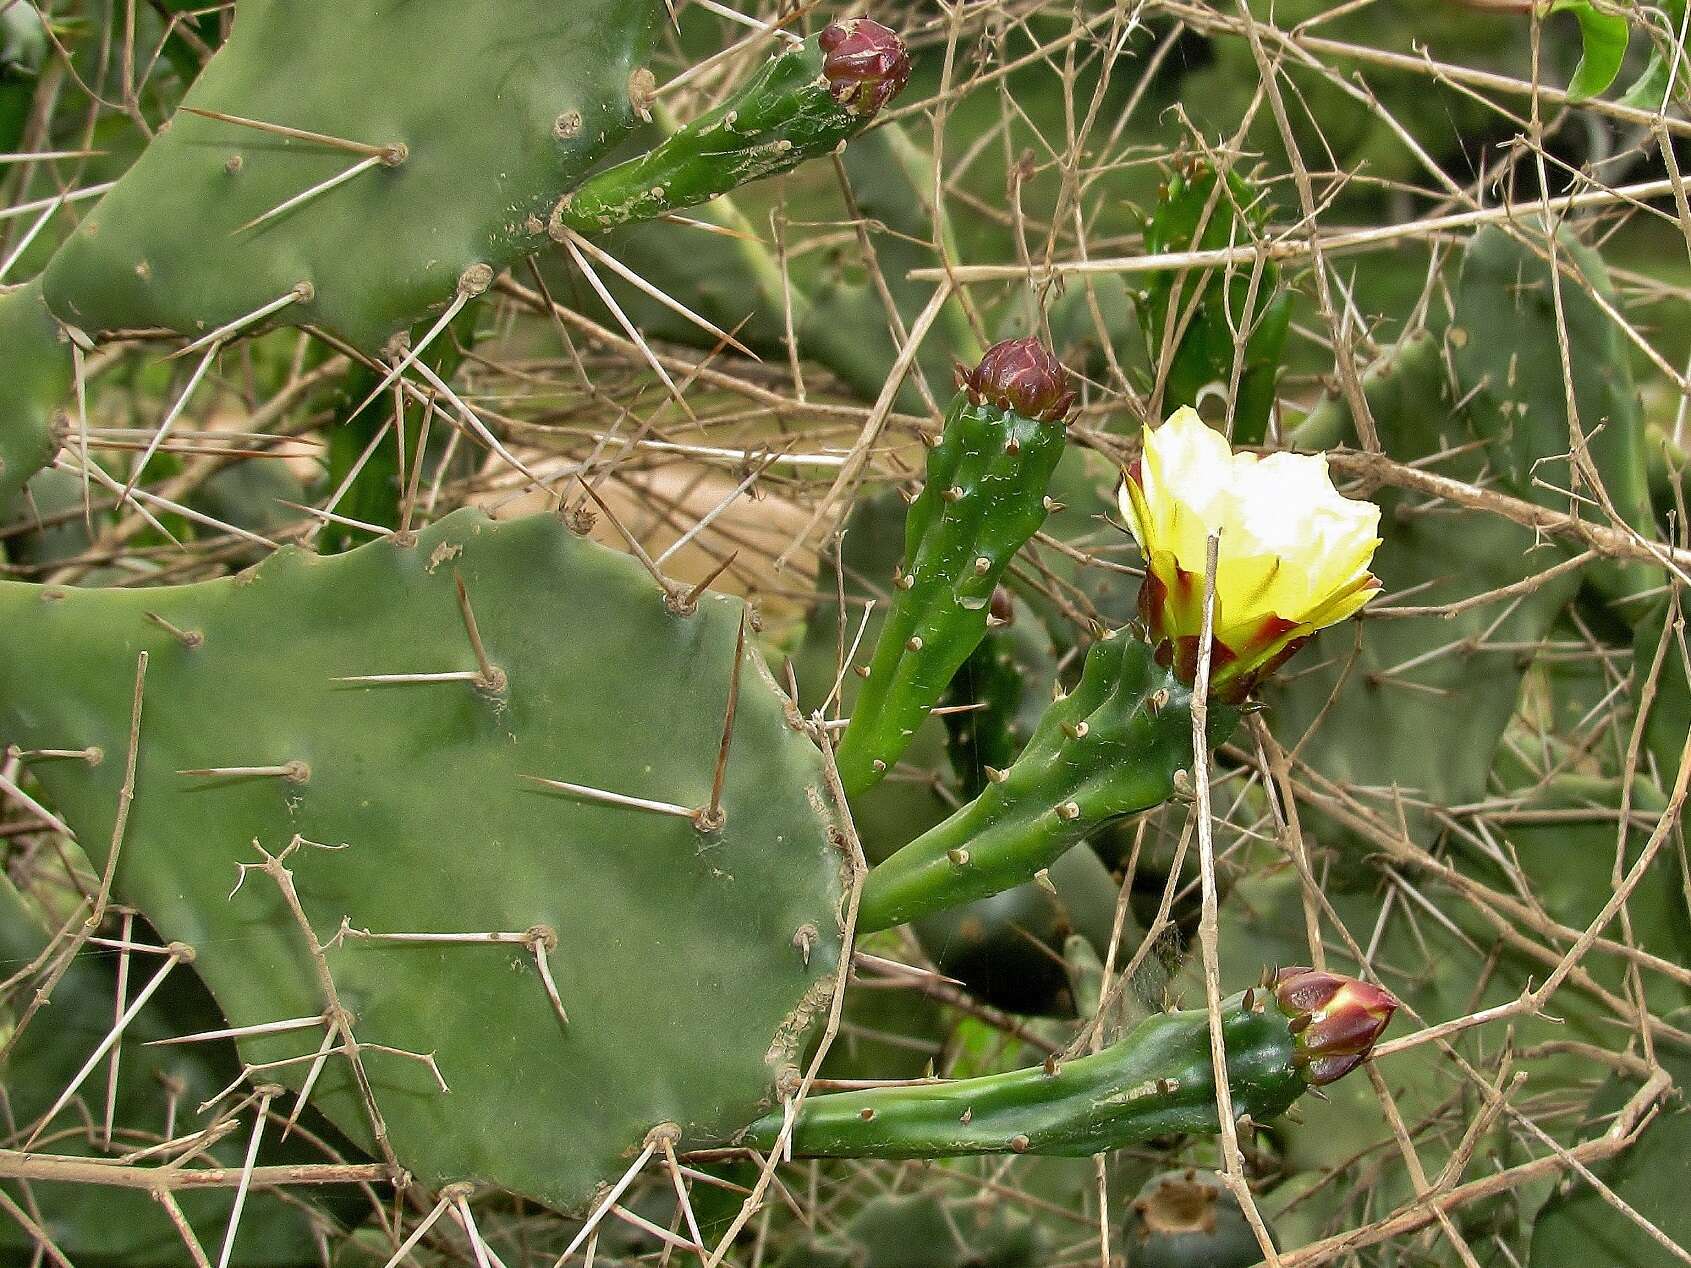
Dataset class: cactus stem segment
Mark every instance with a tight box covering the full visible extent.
[835,340,1073,794]
[554,20,908,236]
[741,980,1389,1158]
[857,635,1236,932]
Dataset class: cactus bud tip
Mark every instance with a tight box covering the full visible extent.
[957,337,1076,422]
[820,18,911,118]
[1272,967,1397,1087]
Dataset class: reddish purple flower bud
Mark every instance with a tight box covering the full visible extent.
[1272,967,1397,1087]
[820,19,911,118]
[954,337,1077,423]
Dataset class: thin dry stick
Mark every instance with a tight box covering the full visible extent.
[89,651,147,928]
[1189,532,1283,1265]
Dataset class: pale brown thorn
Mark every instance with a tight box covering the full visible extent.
[156,1188,215,1268]
[343,279,480,430]
[851,950,964,987]
[101,909,135,1149]
[279,501,393,541]
[215,1085,278,1268]
[24,944,192,1148]
[281,1026,338,1140]
[555,1141,657,1264]
[560,235,696,419]
[660,1136,708,1265]
[177,762,310,784]
[451,1190,496,1268]
[676,551,740,616]
[145,1014,325,1047]
[398,394,435,538]
[6,746,101,763]
[409,355,550,490]
[454,572,507,692]
[234,153,385,233]
[659,212,761,241]
[610,1204,704,1257]
[71,341,91,533]
[171,283,312,359]
[0,149,104,163]
[121,340,219,506]
[560,227,758,360]
[145,611,203,648]
[0,769,75,838]
[572,474,679,603]
[333,670,482,685]
[655,449,786,565]
[378,1192,454,1268]
[529,927,570,1030]
[697,612,746,833]
[179,106,406,163]
[0,1186,75,1268]
[521,774,694,820]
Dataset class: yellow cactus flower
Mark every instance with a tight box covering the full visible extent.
[1118,408,1381,700]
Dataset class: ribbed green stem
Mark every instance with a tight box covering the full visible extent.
[857,633,1236,933]
[743,990,1303,1158]
[835,393,1067,795]
[554,32,870,235]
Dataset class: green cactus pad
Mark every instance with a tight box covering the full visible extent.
[0,510,846,1213]
[39,0,663,351]
[835,389,1069,796]
[859,632,1234,933]
[0,279,70,508]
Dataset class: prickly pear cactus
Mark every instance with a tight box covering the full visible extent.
[39,0,665,351]
[0,510,847,1212]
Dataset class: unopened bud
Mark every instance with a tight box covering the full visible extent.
[820,19,911,118]
[955,337,1076,423]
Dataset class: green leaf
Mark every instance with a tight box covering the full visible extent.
[1550,0,1631,101]
[1618,0,1688,108]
